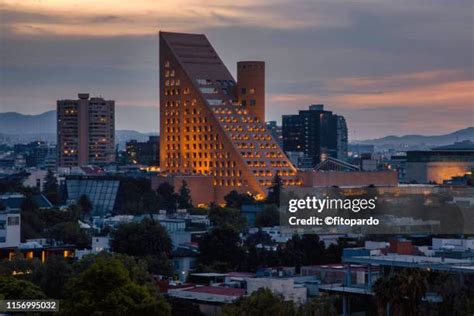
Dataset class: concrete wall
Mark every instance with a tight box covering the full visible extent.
[151,175,216,205]
[299,170,398,187]
[247,278,307,304]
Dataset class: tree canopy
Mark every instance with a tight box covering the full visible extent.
[266,175,282,207]
[255,205,280,227]
[224,190,255,209]
[198,224,244,272]
[42,169,60,205]
[177,180,193,209]
[220,288,295,316]
[0,276,46,299]
[110,218,172,258]
[373,269,429,316]
[61,255,171,315]
[208,205,246,232]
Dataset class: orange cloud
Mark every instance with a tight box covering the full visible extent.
[330,80,474,108]
[1,0,350,36]
[331,69,467,89]
[269,69,474,111]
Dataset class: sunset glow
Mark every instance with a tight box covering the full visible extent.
[1,0,472,139]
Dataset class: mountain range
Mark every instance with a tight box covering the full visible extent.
[0,110,157,149]
[355,127,474,149]
[0,108,159,135]
[0,111,472,150]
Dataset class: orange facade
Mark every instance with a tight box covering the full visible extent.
[159,32,297,200]
[237,61,265,122]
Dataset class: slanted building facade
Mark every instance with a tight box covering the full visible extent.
[159,32,297,200]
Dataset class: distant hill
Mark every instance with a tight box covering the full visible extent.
[116,130,157,149]
[355,127,474,150]
[1,111,473,151]
[0,111,56,134]
[0,111,157,149]
[0,108,159,135]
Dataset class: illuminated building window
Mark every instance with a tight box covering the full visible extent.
[159,32,296,196]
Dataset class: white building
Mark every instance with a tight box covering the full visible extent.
[0,211,21,248]
[432,238,474,251]
[92,236,110,252]
[22,169,48,191]
[246,278,307,304]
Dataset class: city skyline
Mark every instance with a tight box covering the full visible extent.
[1,0,473,139]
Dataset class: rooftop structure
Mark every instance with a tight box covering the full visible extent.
[65,175,120,216]
[168,285,245,304]
[0,193,53,210]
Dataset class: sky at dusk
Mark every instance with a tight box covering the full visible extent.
[0,0,473,139]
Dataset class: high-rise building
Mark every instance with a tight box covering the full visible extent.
[266,121,283,149]
[57,93,115,167]
[126,136,160,166]
[282,104,347,167]
[159,32,297,199]
[336,116,348,161]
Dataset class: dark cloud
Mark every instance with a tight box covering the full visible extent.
[0,0,472,138]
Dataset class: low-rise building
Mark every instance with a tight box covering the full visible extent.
[405,141,474,184]
[65,175,120,216]
[172,245,199,282]
[0,193,53,211]
[0,210,21,248]
[168,285,246,315]
[247,277,307,304]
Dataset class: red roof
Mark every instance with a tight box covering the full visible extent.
[185,286,246,297]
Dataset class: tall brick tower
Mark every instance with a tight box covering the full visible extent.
[237,61,265,122]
